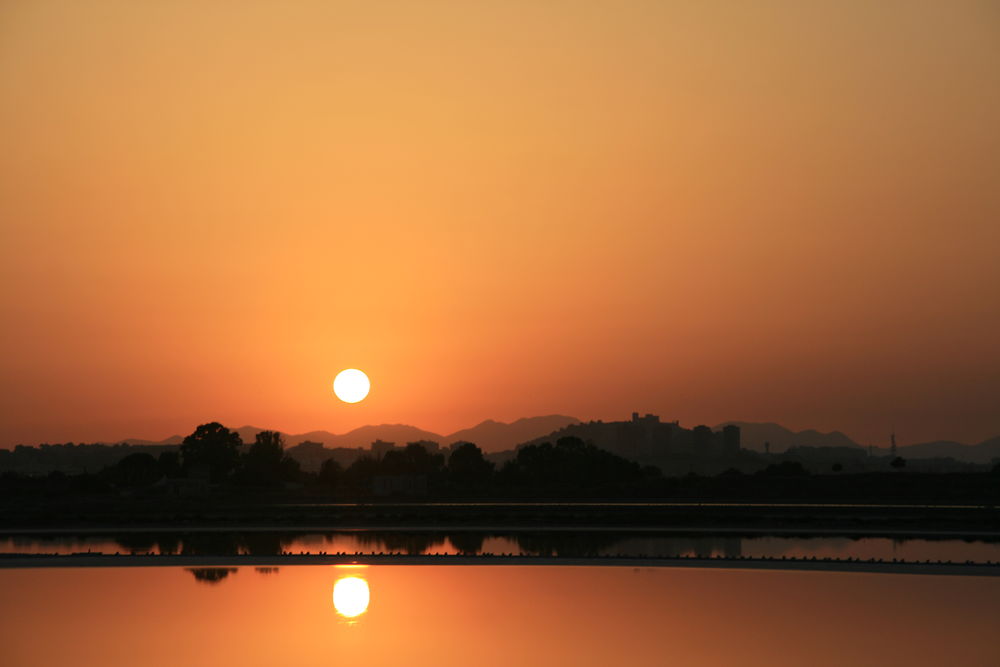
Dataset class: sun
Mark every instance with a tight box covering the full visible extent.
[333,576,370,618]
[333,368,370,403]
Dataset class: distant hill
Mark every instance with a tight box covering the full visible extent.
[9,417,995,474]
[120,435,184,446]
[112,421,1000,463]
[222,424,444,449]
[445,415,580,452]
[714,422,861,453]
[328,424,445,448]
[892,437,1000,465]
[112,416,582,453]
[721,422,1000,464]
[1,417,584,475]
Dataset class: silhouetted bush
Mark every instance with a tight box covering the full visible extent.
[759,461,809,477]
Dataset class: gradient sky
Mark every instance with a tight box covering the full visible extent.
[2,1,998,447]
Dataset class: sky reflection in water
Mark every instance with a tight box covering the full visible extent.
[1,565,998,667]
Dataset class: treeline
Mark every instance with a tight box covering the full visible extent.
[0,442,178,475]
[2,422,999,502]
[0,423,301,495]
[320,437,663,497]
[0,423,665,498]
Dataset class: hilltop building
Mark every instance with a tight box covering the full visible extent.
[534,413,741,463]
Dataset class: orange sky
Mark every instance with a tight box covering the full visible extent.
[1,1,998,447]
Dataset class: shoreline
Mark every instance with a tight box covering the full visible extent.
[0,553,997,576]
[2,525,1000,538]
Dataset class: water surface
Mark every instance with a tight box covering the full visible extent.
[1,565,997,666]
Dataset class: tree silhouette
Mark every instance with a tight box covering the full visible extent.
[180,422,242,482]
[157,451,182,478]
[449,532,486,555]
[115,534,158,553]
[447,442,494,491]
[279,455,301,482]
[379,442,444,475]
[241,430,285,485]
[891,456,907,470]
[250,430,283,465]
[110,452,161,487]
[187,567,237,584]
[499,436,654,496]
[358,532,446,555]
[181,532,241,556]
[343,455,380,494]
[319,458,342,488]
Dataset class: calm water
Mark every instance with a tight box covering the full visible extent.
[3,531,999,563]
[0,565,997,666]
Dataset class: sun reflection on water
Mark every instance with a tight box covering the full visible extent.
[333,576,370,619]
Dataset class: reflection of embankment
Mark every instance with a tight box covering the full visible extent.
[5,554,998,579]
[1,529,991,563]
[355,532,448,555]
[114,532,305,556]
[602,535,743,558]
[512,532,620,557]
[448,532,485,554]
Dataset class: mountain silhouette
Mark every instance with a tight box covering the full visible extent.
[331,424,446,448]
[108,417,582,454]
[714,421,861,453]
[226,424,443,449]
[119,435,184,446]
[875,436,1000,464]
[80,419,1000,464]
[445,415,580,452]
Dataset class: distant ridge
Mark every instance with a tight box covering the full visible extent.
[445,415,581,452]
[42,418,1000,465]
[107,416,582,454]
[715,422,1000,464]
[886,437,1000,465]
[713,422,861,453]
[225,424,451,450]
[119,435,184,446]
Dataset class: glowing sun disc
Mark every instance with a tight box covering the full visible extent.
[333,369,370,403]
[333,576,370,617]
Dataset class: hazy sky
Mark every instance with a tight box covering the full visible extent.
[2,1,998,447]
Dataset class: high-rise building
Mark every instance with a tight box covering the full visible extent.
[371,439,396,459]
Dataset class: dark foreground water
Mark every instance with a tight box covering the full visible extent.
[1,565,998,666]
[4,531,999,563]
